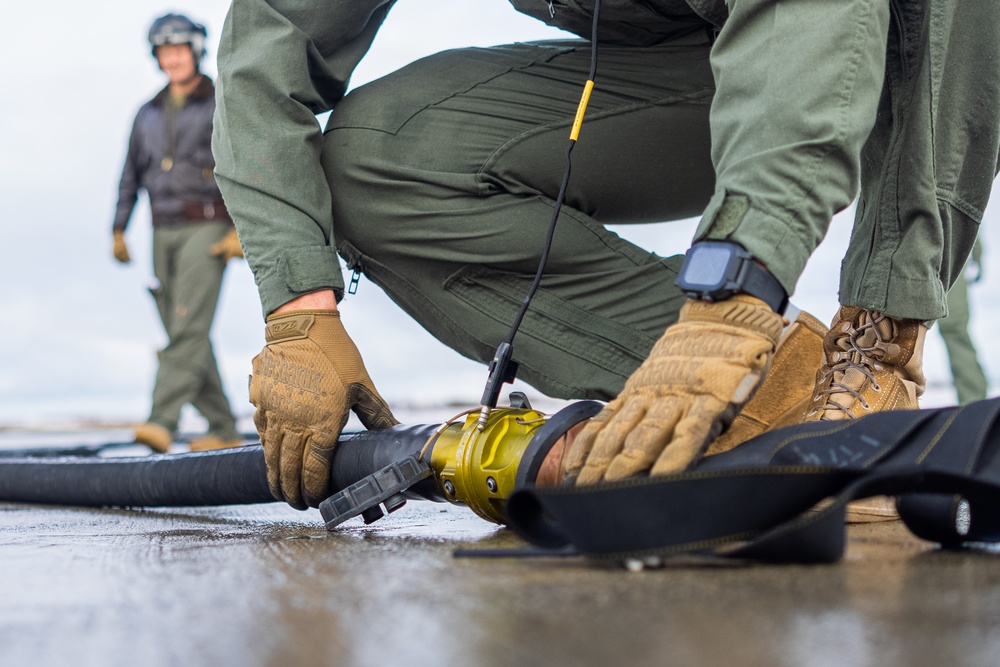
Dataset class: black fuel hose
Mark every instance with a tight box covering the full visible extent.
[328,423,445,502]
[0,424,437,508]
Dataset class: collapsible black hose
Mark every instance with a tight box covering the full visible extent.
[329,423,444,502]
[0,424,437,508]
[0,446,271,507]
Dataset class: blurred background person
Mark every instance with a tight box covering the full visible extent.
[111,13,245,452]
[938,238,989,405]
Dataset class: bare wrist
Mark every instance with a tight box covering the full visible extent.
[274,290,338,314]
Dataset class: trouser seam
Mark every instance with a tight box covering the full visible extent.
[536,197,650,269]
[851,4,904,303]
[938,190,983,223]
[329,43,576,138]
[785,1,877,234]
[442,266,654,373]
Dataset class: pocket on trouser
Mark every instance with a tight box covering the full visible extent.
[338,241,657,401]
[327,43,575,135]
[442,265,658,400]
[338,239,492,365]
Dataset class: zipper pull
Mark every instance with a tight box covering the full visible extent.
[348,268,361,295]
[547,1,555,17]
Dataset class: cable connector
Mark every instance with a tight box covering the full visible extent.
[477,342,519,431]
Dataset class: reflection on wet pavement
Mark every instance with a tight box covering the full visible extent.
[2,498,1000,666]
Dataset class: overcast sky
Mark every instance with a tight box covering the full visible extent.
[1,1,998,428]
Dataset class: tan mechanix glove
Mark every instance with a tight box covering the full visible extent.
[250,310,398,509]
[209,228,244,261]
[562,294,785,486]
[112,230,130,264]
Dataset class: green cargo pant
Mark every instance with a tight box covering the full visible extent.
[149,221,240,438]
[325,35,717,400]
[938,272,988,405]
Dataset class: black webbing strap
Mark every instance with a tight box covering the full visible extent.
[505,398,1000,563]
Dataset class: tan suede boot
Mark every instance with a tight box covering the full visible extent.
[134,423,172,453]
[804,307,926,422]
[706,308,828,456]
[804,307,927,522]
[189,436,245,452]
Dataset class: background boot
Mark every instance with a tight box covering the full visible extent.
[189,435,245,451]
[803,306,927,521]
[134,423,172,453]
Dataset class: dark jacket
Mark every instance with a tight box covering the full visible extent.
[113,76,228,231]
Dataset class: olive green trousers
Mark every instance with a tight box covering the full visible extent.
[322,1,1000,401]
[326,37,717,400]
[149,221,240,438]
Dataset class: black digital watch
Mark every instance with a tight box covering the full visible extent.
[675,241,789,314]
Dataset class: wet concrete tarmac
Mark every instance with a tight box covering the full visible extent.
[2,497,1000,667]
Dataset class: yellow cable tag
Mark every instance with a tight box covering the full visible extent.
[570,80,595,142]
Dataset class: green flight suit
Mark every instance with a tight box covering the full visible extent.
[213,0,1000,401]
[148,221,241,438]
[116,78,241,439]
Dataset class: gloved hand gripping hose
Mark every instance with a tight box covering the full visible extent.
[0,401,601,528]
[1,2,615,533]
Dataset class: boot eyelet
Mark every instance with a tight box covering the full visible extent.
[861,400,871,410]
[872,383,881,392]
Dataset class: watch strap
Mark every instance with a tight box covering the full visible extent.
[737,258,789,315]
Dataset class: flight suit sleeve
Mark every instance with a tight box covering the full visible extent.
[114,112,144,233]
[212,0,394,316]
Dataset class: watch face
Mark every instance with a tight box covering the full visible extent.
[683,244,732,287]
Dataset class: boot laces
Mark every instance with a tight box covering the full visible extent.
[808,311,896,419]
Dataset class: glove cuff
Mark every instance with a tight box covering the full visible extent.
[679,294,784,343]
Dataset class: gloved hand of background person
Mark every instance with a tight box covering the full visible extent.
[209,228,244,261]
[967,258,983,284]
[112,230,131,264]
[250,309,398,509]
[561,294,784,485]
[968,237,984,283]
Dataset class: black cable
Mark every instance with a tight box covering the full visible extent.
[503,1,601,343]
[477,0,603,427]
